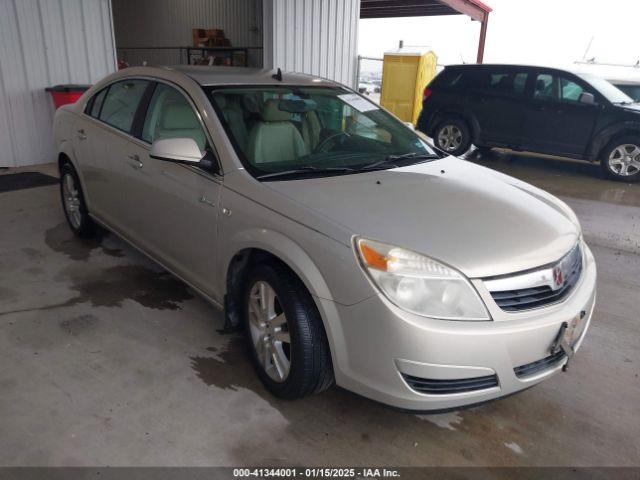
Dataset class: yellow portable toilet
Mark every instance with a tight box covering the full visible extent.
[380,46,437,125]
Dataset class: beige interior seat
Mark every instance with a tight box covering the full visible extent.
[248,99,307,164]
[302,110,322,151]
[215,95,249,150]
[156,101,206,151]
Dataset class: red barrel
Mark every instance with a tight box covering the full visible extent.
[45,85,91,109]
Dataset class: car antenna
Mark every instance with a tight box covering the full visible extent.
[272,68,283,81]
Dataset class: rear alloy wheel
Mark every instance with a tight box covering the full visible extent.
[601,141,640,182]
[434,119,472,156]
[242,262,334,399]
[59,162,96,237]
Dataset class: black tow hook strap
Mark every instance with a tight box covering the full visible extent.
[551,322,574,372]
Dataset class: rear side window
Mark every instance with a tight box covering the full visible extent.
[99,80,149,133]
[486,71,529,96]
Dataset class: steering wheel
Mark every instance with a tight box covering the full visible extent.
[313,131,351,154]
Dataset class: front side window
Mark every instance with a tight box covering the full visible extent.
[206,86,438,179]
[560,78,586,103]
[142,84,207,151]
[534,74,592,104]
[99,80,149,133]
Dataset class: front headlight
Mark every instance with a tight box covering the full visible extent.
[354,238,490,321]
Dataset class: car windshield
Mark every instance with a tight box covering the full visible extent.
[205,86,440,179]
[579,74,635,104]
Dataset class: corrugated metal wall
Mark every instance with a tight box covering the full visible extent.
[0,0,116,168]
[112,0,263,67]
[263,0,360,87]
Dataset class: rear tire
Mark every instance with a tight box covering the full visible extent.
[600,137,640,182]
[433,118,472,156]
[59,162,96,238]
[242,261,334,399]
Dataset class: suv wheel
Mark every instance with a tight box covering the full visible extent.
[242,261,334,399]
[60,162,96,238]
[434,119,472,156]
[600,138,640,182]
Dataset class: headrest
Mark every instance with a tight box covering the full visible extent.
[243,94,262,114]
[160,102,200,130]
[261,99,292,122]
[214,95,226,109]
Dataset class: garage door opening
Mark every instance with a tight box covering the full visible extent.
[111,0,264,69]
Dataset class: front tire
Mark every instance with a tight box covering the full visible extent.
[600,137,640,182]
[434,118,472,156]
[242,261,334,399]
[59,162,96,238]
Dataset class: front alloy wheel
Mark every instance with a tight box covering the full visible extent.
[247,280,291,382]
[601,138,640,182]
[242,262,334,399]
[608,144,640,177]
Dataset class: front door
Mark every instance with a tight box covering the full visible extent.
[117,82,222,299]
[522,72,600,156]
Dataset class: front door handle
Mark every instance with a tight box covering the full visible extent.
[76,129,87,141]
[198,195,216,207]
[127,154,143,170]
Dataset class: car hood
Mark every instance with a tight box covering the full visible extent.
[264,158,580,278]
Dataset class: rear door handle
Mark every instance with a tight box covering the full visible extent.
[76,129,87,140]
[127,154,143,170]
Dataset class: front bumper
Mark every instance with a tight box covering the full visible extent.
[323,243,596,411]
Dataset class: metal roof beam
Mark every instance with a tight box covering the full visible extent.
[438,0,490,22]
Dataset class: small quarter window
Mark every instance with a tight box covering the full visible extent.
[87,88,107,118]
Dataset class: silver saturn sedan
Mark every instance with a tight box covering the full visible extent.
[53,66,596,410]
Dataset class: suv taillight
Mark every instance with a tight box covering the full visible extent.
[422,87,432,102]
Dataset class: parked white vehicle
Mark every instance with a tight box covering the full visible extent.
[53,66,596,410]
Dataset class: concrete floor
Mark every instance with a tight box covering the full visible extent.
[0,155,638,467]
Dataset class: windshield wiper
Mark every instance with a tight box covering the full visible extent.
[358,152,439,171]
[256,166,356,180]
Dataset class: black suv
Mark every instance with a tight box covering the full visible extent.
[417,64,640,181]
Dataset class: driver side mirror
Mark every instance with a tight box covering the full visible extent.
[150,137,217,173]
[579,92,596,105]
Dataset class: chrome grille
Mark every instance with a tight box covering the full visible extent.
[485,243,583,312]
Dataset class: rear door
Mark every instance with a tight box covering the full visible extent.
[522,71,600,156]
[87,79,151,229]
[473,68,530,147]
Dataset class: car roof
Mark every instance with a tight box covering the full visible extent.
[156,65,339,87]
[443,63,584,75]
